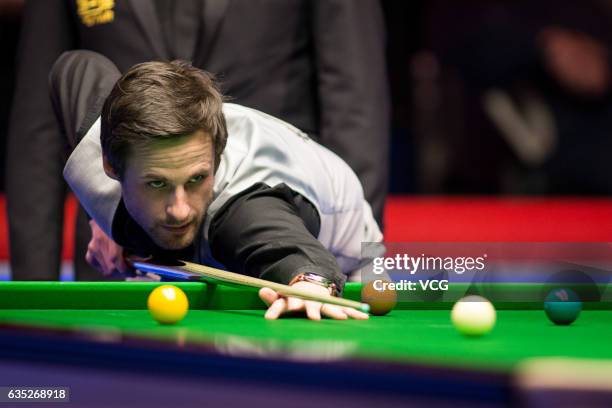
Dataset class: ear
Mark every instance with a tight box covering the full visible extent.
[102,155,120,181]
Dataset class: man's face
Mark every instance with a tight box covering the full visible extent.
[114,130,215,250]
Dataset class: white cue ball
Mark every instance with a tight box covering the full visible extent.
[451,295,496,337]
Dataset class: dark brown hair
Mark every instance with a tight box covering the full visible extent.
[101,60,227,176]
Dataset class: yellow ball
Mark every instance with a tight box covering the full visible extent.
[147,285,189,324]
[451,295,496,336]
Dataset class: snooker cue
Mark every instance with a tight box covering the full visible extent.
[176,260,370,313]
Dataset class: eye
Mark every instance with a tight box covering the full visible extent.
[147,180,167,189]
[188,174,206,184]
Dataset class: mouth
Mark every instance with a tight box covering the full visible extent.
[162,223,192,234]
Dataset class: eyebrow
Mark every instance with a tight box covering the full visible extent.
[141,168,210,180]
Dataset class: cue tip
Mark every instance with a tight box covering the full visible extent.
[361,303,371,314]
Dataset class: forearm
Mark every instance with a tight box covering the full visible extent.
[208,184,347,294]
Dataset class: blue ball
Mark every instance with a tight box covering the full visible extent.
[544,288,582,325]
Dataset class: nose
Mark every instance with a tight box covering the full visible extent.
[166,186,190,223]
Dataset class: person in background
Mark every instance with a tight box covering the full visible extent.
[416,0,612,194]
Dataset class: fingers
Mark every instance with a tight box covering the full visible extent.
[286,296,304,313]
[114,251,130,274]
[261,294,368,321]
[264,294,308,320]
[99,248,116,276]
[320,304,348,320]
[85,243,116,276]
[318,304,369,320]
[86,220,129,276]
[85,242,111,275]
[85,248,102,273]
[260,285,370,321]
[264,298,287,320]
[304,301,322,321]
[343,307,370,320]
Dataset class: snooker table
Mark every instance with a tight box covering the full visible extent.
[0,281,611,407]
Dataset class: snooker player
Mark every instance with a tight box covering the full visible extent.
[52,51,382,321]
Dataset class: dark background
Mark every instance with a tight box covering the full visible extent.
[2,0,611,196]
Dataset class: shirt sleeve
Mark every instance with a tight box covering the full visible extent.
[208,183,347,294]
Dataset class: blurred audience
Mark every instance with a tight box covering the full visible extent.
[413,0,612,194]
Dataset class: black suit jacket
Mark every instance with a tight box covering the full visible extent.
[6,0,389,279]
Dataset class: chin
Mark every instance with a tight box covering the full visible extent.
[160,242,193,251]
[153,231,196,251]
